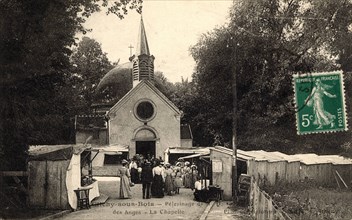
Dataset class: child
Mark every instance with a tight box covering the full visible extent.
[173,167,183,194]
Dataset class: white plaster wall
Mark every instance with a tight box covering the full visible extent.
[181,139,193,148]
[109,84,180,159]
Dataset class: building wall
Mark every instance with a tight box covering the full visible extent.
[109,84,181,159]
[285,161,301,183]
[210,150,233,200]
[299,163,333,186]
[247,160,301,185]
[28,160,71,209]
[76,130,108,145]
[181,139,192,148]
[247,159,352,186]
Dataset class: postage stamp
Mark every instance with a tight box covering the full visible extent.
[293,71,348,135]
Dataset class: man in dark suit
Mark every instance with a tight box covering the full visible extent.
[141,160,153,199]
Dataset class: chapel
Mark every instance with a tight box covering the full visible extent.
[75,17,194,163]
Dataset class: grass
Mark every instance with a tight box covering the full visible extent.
[263,181,352,220]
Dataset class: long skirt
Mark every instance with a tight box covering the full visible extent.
[151,174,164,198]
[164,175,174,195]
[130,168,139,183]
[190,174,197,190]
[184,173,192,188]
[120,175,132,199]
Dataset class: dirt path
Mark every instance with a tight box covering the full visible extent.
[60,177,208,220]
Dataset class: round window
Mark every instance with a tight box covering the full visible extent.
[136,101,154,121]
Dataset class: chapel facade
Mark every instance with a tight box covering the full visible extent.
[75,17,193,162]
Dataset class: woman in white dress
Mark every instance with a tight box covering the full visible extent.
[305,79,336,129]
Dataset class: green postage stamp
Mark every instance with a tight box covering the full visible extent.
[293,71,348,135]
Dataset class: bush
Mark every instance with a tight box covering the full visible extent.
[263,181,352,220]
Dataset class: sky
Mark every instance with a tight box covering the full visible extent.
[81,0,233,83]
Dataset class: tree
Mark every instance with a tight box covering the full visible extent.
[0,0,142,170]
[154,71,176,100]
[68,37,113,114]
[172,77,196,121]
[231,0,352,153]
[190,28,234,146]
[0,0,142,86]
[190,0,352,152]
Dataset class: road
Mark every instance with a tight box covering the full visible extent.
[61,177,208,220]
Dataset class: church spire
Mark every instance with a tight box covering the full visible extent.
[132,16,155,87]
[135,16,150,56]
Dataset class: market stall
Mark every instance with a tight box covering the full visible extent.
[27,144,100,210]
[88,144,129,167]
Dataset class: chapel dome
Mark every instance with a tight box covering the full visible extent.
[96,62,133,93]
[94,62,133,107]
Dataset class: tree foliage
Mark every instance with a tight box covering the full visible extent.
[189,28,234,146]
[0,0,142,170]
[67,36,113,114]
[189,0,352,153]
[153,71,176,100]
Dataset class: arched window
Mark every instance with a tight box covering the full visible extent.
[135,129,156,140]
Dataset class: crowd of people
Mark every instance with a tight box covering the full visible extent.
[116,154,199,199]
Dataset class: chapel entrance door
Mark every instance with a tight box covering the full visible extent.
[136,141,156,159]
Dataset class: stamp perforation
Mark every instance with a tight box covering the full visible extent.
[341,71,349,132]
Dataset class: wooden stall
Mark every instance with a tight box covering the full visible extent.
[239,150,352,187]
[240,150,301,186]
[333,163,352,188]
[27,144,100,210]
[89,144,129,167]
[209,146,234,200]
[293,154,352,187]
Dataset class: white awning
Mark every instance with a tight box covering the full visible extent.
[168,147,210,155]
[88,144,129,155]
[178,153,209,160]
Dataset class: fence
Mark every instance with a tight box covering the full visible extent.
[249,177,292,220]
[0,171,28,208]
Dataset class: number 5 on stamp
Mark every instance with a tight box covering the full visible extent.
[293,71,348,135]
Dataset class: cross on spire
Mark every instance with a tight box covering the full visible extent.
[128,44,134,57]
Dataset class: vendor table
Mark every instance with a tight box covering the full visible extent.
[74,186,93,210]
[194,185,223,205]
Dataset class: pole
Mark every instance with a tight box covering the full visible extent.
[232,39,238,203]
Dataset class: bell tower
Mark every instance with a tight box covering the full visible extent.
[132,17,155,87]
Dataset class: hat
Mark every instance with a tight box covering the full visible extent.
[160,161,165,165]
[145,160,151,165]
[184,161,190,166]
[122,159,128,164]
